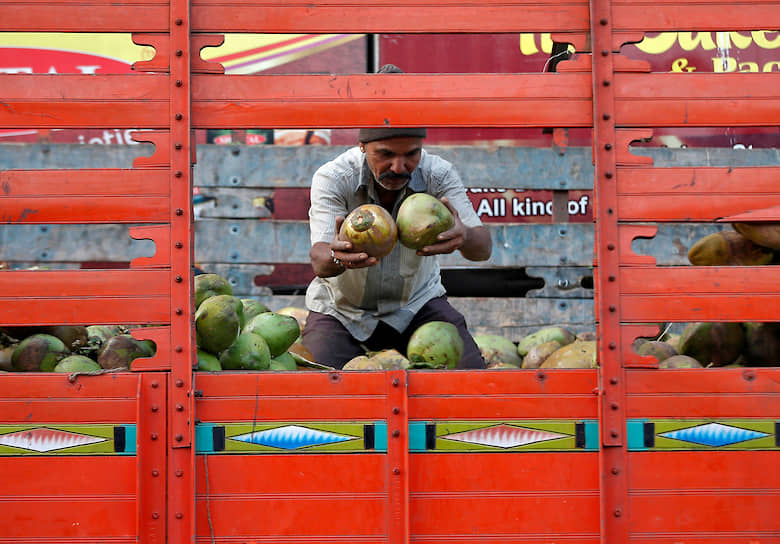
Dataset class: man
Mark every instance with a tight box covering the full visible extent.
[301,65,492,369]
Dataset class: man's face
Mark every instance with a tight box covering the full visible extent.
[361,137,423,192]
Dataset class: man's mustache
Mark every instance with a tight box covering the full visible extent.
[378,171,411,182]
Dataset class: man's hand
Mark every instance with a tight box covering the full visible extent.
[310,216,379,277]
[417,197,492,261]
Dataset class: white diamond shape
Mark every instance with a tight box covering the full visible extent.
[0,428,107,452]
[442,424,568,448]
[660,422,769,447]
[232,425,353,449]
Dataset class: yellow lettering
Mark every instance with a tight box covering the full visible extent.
[712,56,737,72]
[540,33,554,54]
[762,61,780,72]
[728,31,753,49]
[752,31,780,49]
[738,62,759,72]
[519,33,539,55]
[679,32,717,51]
[634,32,677,54]
[671,58,696,72]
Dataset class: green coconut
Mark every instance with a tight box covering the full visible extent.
[54,355,102,373]
[219,331,271,371]
[636,340,679,364]
[242,312,301,358]
[522,340,562,369]
[743,322,780,366]
[197,349,222,372]
[540,341,597,369]
[517,326,576,357]
[369,349,411,370]
[406,321,464,369]
[97,334,154,369]
[270,351,298,371]
[41,325,89,351]
[396,193,455,250]
[658,355,704,369]
[241,298,271,323]
[343,355,383,370]
[678,322,746,367]
[687,230,774,266]
[474,334,523,367]
[12,333,70,372]
[195,294,245,355]
[194,273,234,309]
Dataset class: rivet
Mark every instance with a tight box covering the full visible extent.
[175,308,183,315]
[603,79,610,87]
[176,403,184,411]
[151,433,158,440]
[176,470,183,477]
[175,18,183,25]
[176,379,184,387]
[175,143,183,150]
[610,430,619,438]
[609,305,616,312]
[151,404,159,412]
[607,243,615,250]
[392,378,399,386]
[392,430,400,438]
[614,508,622,517]
[610,377,619,385]
[607,208,614,215]
[175,241,183,249]
[392,407,400,414]
[175,275,183,282]
[175,512,183,519]
[175,171,182,178]
[175,113,183,120]
[392,468,400,475]
[152,469,159,477]
[152,512,160,520]
[603,113,611,120]
[176,208,184,216]
[605,143,612,150]
[175,49,183,56]
[175,346,183,353]
[175,80,183,87]
[151,381,159,388]
[175,434,183,442]
[609,342,617,350]
[600,18,608,25]
[610,402,619,410]
[608,275,616,282]
[611,467,620,475]
[605,171,613,179]
[601,49,609,56]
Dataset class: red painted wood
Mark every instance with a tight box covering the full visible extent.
[617,167,780,222]
[190,0,590,33]
[1,1,168,32]
[0,456,136,494]
[0,170,169,223]
[613,0,780,32]
[1,499,136,539]
[191,73,593,129]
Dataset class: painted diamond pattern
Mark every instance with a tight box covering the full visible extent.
[442,424,568,448]
[232,425,354,449]
[0,428,107,452]
[660,422,769,447]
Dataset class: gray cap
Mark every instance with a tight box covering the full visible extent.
[358,64,427,143]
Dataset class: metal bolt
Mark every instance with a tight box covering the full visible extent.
[175,18,183,25]
[392,378,399,386]
[600,18,608,25]
[392,468,400,475]
[175,512,183,519]
[610,430,619,438]
[607,208,614,215]
[175,308,183,315]
[151,433,158,440]
[176,403,184,411]
[608,275,616,282]
[151,381,159,388]
[175,143,183,150]
[610,377,619,385]
[175,113,183,120]
[392,407,400,414]
[175,171,182,178]
[601,49,609,56]
[607,243,615,250]
[603,79,610,87]
[609,342,617,350]
[151,404,159,412]
[152,512,160,520]
[605,171,613,179]
[175,80,183,87]
[603,113,611,120]
[175,434,183,442]
[392,430,400,438]
[176,379,184,387]
[610,402,619,410]
[152,469,159,477]
[175,346,183,353]
[605,143,612,150]
[175,275,183,283]
[175,241,183,249]
[176,208,184,216]
[614,508,622,517]
[175,49,183,56]
[176,470,183,477]
[609,305,616,312]
[611,467,620,475]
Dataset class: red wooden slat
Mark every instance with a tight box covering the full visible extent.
[617,167,780,222]
[613,0,780,32]
[0,457,136,494]
[626,368,780,394]
[195,397,389,421]
[0,400,137,423]
[1,0,169,32]
[408,394,599,419]
[408,368,599,394]
[614,73,780,127]
[0,500,136,539]
[191,73,593,129]
[0,373,140,398]
[191,0,590,33]
[0,75,170,129]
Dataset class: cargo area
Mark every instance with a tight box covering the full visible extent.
[1,0,779,542]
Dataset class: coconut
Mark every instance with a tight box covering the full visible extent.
[487,362,520,369]
[343,355,383,370]
[369,349,411,370]
[517,326,576,357]
[687,231,773,266]
[474,334,523,367]
[732,222,780,250]
[97,334,154,369]
[276,306,309,331]
[242,312,300,358]
[678,322,746,367]
[194,273,234,309]
[406,321,464,369]
[658,355,704,369]
[41,325,89,351]
[195,295,244,355]
[396,193,455,250]
[540,341,597,369]
[54,355,101,373]
[636,340,679,363]
[743,322,780,366]
[0,345,16,372]
[522,340,562,369]
[241,298,271,323]
[339,204,398,258]
[270,351,298,371]
[219,332,271,371]
[197,349,222,372]
[12,334,70,372]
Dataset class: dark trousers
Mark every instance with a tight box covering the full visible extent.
[301,295,486,369]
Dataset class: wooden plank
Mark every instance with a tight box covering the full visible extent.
[1,0,168,32]
[192,73,593,129]
[0,74,170,129]
[190,0,590,33]
[613,0,780,32]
